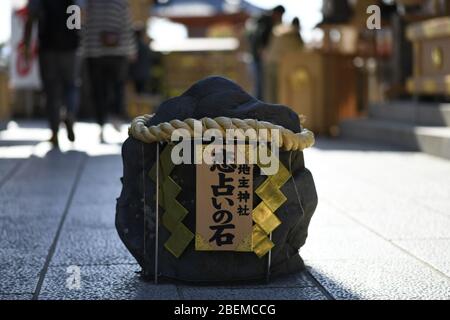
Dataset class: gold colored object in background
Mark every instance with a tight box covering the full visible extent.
[278,51,359,135]
[128,0,153,26]
[407,17,450,95]
[431,47,443,70]
[0,68,11,125]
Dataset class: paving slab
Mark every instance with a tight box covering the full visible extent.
[39,264,180,300]
[303,139,450,300]
[0,294,33,300]
[0,216,59,256]
[307,147,450,240]
[179,286,327,300]
[0,159,22,185]
[0,195,68,218]
[50,154,133,266]
[301,223,407,261]
[175,271,315,290]
[0,258,44,294]
[308,143,450,219]
[394,239,450,278]
[50,228,135,266]
[64,203,118,229]
[307,259,450,300]
[0,149,85,296]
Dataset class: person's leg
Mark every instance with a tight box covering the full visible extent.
[60,51,78,142]
[264,62,277,104]
[88,57,110,142]
[257,58,265,101]
[134,79,145,94]
[113,80,125,116]
[88,57,107,127]
[99,57,114,120]
[39,51,62,146]
[252,56,263,100]
[110,56,128,117]
[105,56,128,133]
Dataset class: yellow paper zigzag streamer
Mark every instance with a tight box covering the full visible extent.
[252,153,291,258]
[150,145,194,258]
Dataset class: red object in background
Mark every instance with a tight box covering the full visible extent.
[375,29,393,58]
[16,41,38,76]
[15,6,39,76]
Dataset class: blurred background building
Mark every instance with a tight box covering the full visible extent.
[0,0,449,159]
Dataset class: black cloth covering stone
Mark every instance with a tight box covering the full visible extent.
[116,76,317,282]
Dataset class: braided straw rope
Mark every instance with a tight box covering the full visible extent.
[128,114,315,151]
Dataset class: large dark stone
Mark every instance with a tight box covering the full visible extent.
[116,76,318,282]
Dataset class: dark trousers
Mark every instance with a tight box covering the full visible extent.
[87,56,128,126]
[39,51,78,134]
[252,56,264,101]
[133,79,147,94]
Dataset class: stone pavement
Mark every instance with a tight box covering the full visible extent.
[1,121,449,300]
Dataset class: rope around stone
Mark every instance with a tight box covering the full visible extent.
[128,114,315,151]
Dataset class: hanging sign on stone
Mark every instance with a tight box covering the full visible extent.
[195,157,253,252]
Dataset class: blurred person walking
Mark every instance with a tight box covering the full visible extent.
[265,17,304,103]
[129,27,152,95]
[24,0,82,147]
[83,0,136,143]
[246,5,285,100]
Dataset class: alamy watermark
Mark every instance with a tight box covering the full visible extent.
[366,5,381,30]
[169,124,281,175]
[66,265,81,290]
[66,5,81,30]
[65,4,383,31]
